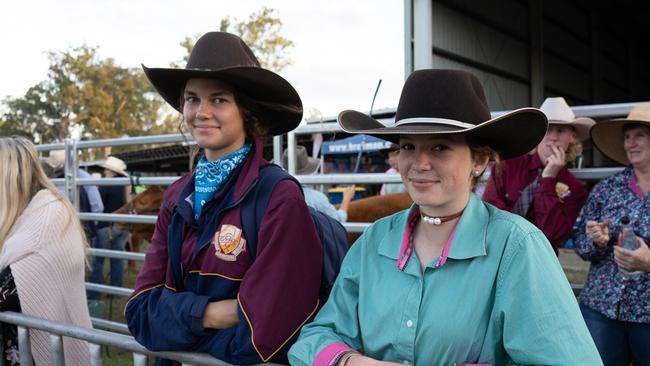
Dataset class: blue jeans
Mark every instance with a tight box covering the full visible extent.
[88,226,129,300]
[580,304,650,366]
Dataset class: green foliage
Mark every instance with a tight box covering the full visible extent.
[220,7,294,72]
[0,46,172,143]
[178,7,293,73]
[0,7,292,144]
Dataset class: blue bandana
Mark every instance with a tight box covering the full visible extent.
[194,144,252,220]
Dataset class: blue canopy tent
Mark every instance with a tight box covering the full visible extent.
[321,134,392,155]
[319,134,392,177]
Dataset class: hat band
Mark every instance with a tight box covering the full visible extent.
[395,117,475,129]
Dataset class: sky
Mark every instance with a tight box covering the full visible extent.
[0,0,405,122]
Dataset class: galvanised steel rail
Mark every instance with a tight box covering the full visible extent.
[78,212,372,232]
[36,133,194,152]
[89,248,145,261]
[0,312,283,366]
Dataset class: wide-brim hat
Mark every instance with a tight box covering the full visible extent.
[142,32,302,136]
[98,156,128,177]
[283,145,320,175]
[337,69,548,160]
[45,149,66,168]
[591,104,650,165]
[539,97,595,141]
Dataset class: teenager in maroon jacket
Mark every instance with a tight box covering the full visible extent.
[483,97,595,252]
[125,32,322,365]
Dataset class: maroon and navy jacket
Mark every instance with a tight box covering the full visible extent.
[482,153,588,248]
[125,139,323,365]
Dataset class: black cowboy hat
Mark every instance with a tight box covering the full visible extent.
[338,69,548,159]
[142,32,302,136]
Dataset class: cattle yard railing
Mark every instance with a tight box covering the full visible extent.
[0,312,283,366]
[23,101,643,361]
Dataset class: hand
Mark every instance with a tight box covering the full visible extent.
[342,185,357,203]
[541,145,566,178]
[614,237,650,273]
[339,185,357,214]
[345,354,405,366]
[202,299,240,329]
[585,219,611,248]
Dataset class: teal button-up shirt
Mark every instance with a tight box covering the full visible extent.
[289,194,601,366]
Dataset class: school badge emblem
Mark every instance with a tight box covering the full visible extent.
[555,182,571,200]
[213,224,246,261]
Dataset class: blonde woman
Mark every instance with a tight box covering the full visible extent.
[483,97,595,254]
[0,137,91,365]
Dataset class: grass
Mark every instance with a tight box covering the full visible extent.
[89,252,150,365]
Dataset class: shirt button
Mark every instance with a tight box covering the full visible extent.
[406,320,413,328]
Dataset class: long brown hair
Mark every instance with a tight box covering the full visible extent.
[179,79,303,167]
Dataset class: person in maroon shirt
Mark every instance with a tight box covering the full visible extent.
[483,97,595,253]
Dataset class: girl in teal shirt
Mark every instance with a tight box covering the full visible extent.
[288,70,602,366]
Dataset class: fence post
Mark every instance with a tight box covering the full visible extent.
[49,333,65,366]
[273,135,283,169]
[89,342,103,366]
[133,352,148,366]
[64,138,79,210]
[17,326,33,366]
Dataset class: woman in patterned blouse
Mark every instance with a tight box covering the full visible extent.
[575,104,650,365]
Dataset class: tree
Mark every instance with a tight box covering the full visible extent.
[177,7,294,73]
[0,46,172,144]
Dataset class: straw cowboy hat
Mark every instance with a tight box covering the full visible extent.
[98,156,128,177]
[142,32,302,136]
[282,145,320,175]
[591,104,650,165]
[337,69,548,160]
[539,97,595,141]
[45,150,66,168]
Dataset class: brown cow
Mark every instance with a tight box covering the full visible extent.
[113,185,164,272]
[344,191,413,243]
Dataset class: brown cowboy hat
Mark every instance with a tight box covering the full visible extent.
[591,104,650,165]
[142,32,303,136]
[337,69,548,160]
[282,145,320,175]
[539,97,595,141]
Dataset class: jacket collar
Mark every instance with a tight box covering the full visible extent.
[173,138,267,224]
[378,194,488,262]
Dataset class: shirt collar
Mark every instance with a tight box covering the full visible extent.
[628,168,645,197]
[377,194,488,263]
[531,152,545,170]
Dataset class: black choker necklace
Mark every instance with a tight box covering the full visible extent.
[421,209,464,225]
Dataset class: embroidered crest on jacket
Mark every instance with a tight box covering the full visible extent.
[213,224,246,261]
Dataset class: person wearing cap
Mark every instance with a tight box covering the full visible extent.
[288,70,601,366]
[483,97,595,254]
[124,32,322,365]
[283,145,355,222]
[574,104,650,365]
[88,156,130,303]
[379,143,407,195]
[0,137,92,364]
